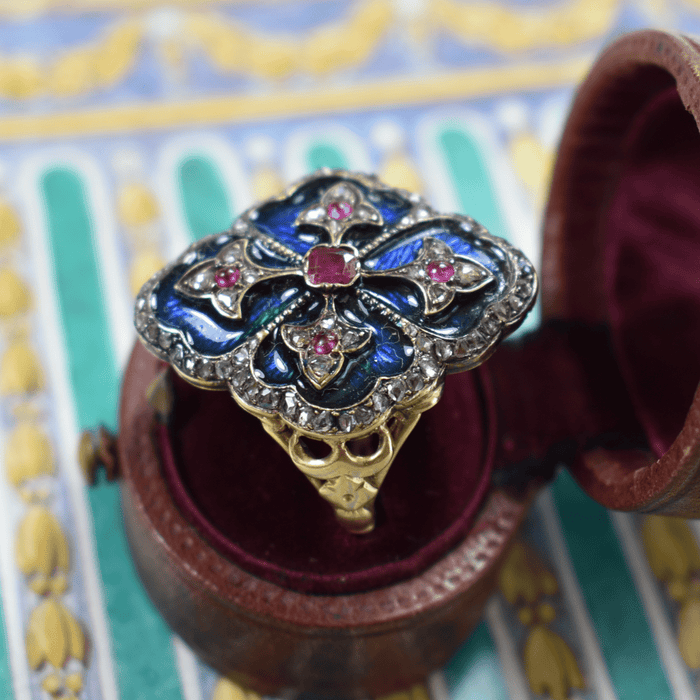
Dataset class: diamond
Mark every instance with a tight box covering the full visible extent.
[482,315,501,335]
[416,335,433,352]
[189,269,215,290]
[144,322,159,342]
[372,391,390,413]
[386,379,406,402]
[338,413,355,432]
[426,261,455,283]
[435,340,453,361]
[245,382,260,402]
[135,311,149,331]
[158,331,173,350]
[307,354,335,374]
[282,392,298,419]
[184,356,196,373]
[290,329,308,348]
[233,219,248,232]
[419,356,439,379]
[313,411,333,432]
[197,359,215,379]
[297,407,312,428]
[230,367,248,389]
[216,289,238,310]
[215,358,233,379]
[136,297,146,311]
[305,246,359,286]
[257,387,279,410]
[341,329,362,348]
[354,405,374,425]
[233,347,249,365]
[169,344,184,366]
[406,372,424,393]
[428,284,449,305]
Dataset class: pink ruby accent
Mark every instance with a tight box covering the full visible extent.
[311,331,338,355]
[426,260,455,283]
[215,267,240,288]
[306,246,359,286]
[327,201,353,220]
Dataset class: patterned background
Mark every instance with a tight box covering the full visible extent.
[0,1,700,699]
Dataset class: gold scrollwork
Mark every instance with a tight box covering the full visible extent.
[0,20,141,100]
[432,0,620,52]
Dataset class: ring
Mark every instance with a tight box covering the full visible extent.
[134,170,537,534]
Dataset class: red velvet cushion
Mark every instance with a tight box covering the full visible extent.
[161,368,495,594]
[606,87,700,457]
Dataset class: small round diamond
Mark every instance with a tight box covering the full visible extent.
[327,201,353,220]
[215,267,240,288]
[426,261,454,283]
[311,331,338,355]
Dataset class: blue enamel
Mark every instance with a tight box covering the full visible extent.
[155,267,308,356]
[255,295,413,408]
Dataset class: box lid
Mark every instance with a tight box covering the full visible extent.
[540,30,700,516]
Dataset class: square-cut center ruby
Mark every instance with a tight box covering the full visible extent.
[305,246,359,286]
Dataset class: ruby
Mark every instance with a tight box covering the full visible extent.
[311,331,338,355]
[215,267,240,288]
[327,201,353,220]
[426,260,454,283]
[305,246,359,286]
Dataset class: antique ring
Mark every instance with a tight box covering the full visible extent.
[134,170,537,534]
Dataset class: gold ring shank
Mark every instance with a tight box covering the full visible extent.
[237,383,443,534]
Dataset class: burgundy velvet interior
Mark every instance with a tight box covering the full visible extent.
[161,369,495,594]
[605,86,700,457]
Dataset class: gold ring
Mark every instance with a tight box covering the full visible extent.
[135,170,537,533]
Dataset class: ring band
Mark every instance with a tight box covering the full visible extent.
[135,170,537,533]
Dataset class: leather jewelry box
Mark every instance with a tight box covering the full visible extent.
[83,29,700,698]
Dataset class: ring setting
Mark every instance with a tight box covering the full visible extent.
[135,170,537,533]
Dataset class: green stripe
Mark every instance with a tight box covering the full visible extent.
[41,168,184,700]
[307,142,348,171]
[551,470,672,699]
[443,622,509,700]
[439,129,507,240]
[178,156,233,241]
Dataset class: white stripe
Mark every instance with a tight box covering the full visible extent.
[483,597,530,700]
[156,132,251,258]
[283,123,373,183]
[19,152,120,700]
[173,637,203,700]
[611,512,696,700]
[537,488,618,700]
[0,441,33,700]
[104,146,210,700]
[427,670,450,700]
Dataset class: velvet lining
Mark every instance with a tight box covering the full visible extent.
[606,87,700,457]
[160,368,495,594]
